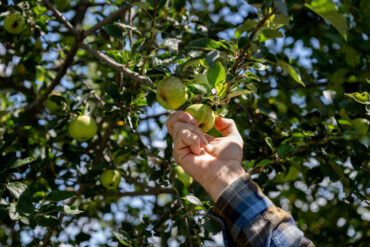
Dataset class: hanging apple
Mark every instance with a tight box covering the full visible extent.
[68,114,97,141]
[156,77,188,110]
[100,170,121,190]
[4,13,25,34]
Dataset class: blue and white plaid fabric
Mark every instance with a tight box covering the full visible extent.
[209,174,315,247]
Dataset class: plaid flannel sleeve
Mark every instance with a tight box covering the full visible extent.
[209,174,315,247]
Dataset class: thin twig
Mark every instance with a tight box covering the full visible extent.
[41,185,85,247]
[81,43,153,88]
[231,8,277,74]
[97,187,175,197]
[128,8,134,46]
[42,0,79,36]
[25,42,81,111]
[84,5,128,36]
[175,194,193,247]
[0,77,35,95]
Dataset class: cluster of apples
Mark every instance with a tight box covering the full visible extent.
[45,94,121,190]
[156,77,215,133]
[156,77,216,187]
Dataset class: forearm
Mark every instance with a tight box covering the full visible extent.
[210,174,315,247]
[201,160,246,202]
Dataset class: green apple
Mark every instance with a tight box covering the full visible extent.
[174,166,193,187]
[156,77,188,110]
[352,118,369,136]
[100,170,121,190]
[68,114,97,141]
[185,104,215,132]
[45,93,67,114]
[4,13,25,34]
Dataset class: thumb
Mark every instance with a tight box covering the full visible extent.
[214,116,240,137]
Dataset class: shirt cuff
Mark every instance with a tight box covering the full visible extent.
[210,174,273,242]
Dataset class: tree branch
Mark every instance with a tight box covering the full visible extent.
[25,42,81,111]
[84,5,128,36]
[231,8,277,74]
[81,43,154,88]
[42,0,79,36]
[0,77,35,95]
[96,187,175,197]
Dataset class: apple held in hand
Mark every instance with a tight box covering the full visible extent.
[174,166,193,187]
[156,77,188,110]
[100,170,121,190]
[4,13,25,34]
[185,104,215,133]
[352,118,369,136]
[68,115,97,141]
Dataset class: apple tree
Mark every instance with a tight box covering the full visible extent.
[0,0,369,246]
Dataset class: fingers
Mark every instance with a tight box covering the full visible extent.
[204,134,215,142]
[173,122,208,146]
[166,111,197,136]
[214,116,241,138]
[174,128,203,155]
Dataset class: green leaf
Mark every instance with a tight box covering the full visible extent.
[36,215,60,227]
[255,159,272,168]
[207,62,226,96]
[9,203,21,220]
[186,38,220,50]
[345,92,370,104]
[112,231,132,246]
[6,182,28,199]
[259,29,284,42]
[104,81,120,101]
[225,89,253,100]
[235,19,258,39]
[131,1,151,9]
[265,137,275,151]
[277,60,305,87]
[102,24,125,44]
[10,157,35,169]
[115,23,141,35]
[61,205,83,214]
[183,195,202,206]
[45,191,75,202]
[305,0,347,40]
[277,144,294,157]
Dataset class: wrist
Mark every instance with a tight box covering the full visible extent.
[204,161,246,202]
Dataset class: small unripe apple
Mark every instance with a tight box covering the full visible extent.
[68,115,97,141]
[156,77,188,110]
[174,166,193,187]
[185,104,215,132]
[45,93,67,114]
[100,170,121,190]
[4,13,26,34]
[352,118,369,136]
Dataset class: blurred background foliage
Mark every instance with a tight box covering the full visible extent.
[0,0,369,246]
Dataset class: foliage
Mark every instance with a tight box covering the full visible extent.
[0,0,369,246]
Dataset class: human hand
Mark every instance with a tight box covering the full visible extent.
[166,111,246,201]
